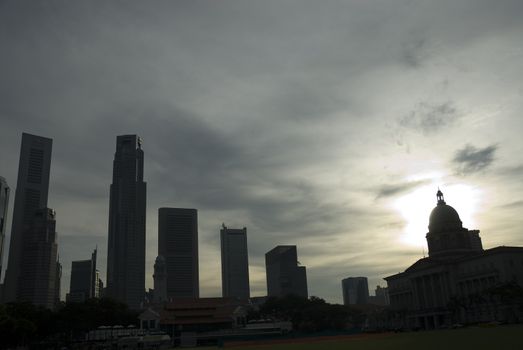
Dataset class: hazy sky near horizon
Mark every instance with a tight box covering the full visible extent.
[1,0,523,303]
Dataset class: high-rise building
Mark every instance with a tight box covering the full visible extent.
[106,135,146,309]
[55,258,62,307]
[17,208,59,309]
[265,245,307,298]
[342,277,369,305]
[3,133,53,303]
[220,224,250,299]
[0,177,9,282]
[153,255,167,303]
[67,249,99,303]
[158,208,199,298]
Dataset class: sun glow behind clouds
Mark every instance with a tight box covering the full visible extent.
[394,181,480,249]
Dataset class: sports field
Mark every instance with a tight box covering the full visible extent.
[220,324,523,349]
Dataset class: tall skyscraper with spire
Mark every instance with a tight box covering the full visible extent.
[3,133,54,304]
[106,135,146,309]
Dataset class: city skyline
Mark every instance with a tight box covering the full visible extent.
[1,1,523,304]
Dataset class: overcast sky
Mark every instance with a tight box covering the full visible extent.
[1,0,523,303]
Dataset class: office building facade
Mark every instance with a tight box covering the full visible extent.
[17,208,59,309]
[3,133,53,303]
[158,208,199,298]
[67,249,99,303]
[342,277,369,305]
[0,177,9,282]
[220,224,250,299]
[265,245,307,298]
[106,135,146,309]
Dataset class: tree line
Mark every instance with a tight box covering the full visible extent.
[0,298,138,349]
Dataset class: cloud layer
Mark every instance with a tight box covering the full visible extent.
[1,0,523,303]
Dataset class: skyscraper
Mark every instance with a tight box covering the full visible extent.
[67,248,99,303]
[3,133,53,303]
[18,208,59,309]
[341,277,369,305]
[0,177,9,283]
[106,135,146,309]
[158,208,199,298]
[220,224,250,299]
[265,245,308,298]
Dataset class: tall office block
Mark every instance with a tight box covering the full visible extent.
[220,224,250,299]
[158,208,199,298]
[265,245,308,298]
[18,208,59,309]
[106,135,146,309]
[0,177,9,282]
[67,249,99,303]
[342,277,369,305]
[3,133,53,303]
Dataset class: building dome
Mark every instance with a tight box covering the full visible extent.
[428,190,463,233]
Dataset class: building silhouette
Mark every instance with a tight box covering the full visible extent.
[265,245,307,298]
[158,208,199,298]
[373,285,390,306]
[3,133,53,304]
[386,190,523,329]
[0,177,9,284]
[67,249,100,303]
[17,208,59,309]
[342,277,369,305]
[153,255,167,303]
[220,224,250,299]
[106,135,146,309]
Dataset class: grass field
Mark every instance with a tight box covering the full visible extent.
[219,324,523,349]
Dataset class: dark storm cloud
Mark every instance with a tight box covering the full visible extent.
[399,102,459,134]
[375,180,429,199]
[452,144,498,175]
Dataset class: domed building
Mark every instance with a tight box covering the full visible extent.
[385,190,523,329]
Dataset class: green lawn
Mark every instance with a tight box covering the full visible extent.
[221,325,523,350]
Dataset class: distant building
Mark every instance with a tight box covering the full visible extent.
[385,190,523,329]
[55,258,62,307]
[3,133,53,303]
[374,285,390,306]
[342,277,369,305]
[106,135,146,309]
[265,245,307,298]
[158,208,199,298]
[0,176,9,283]
[153,255,168,303]
[17,208,59,309]
[67,249,99,303]
[220,224,250,299]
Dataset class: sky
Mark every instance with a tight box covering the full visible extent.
[1,0,523,304]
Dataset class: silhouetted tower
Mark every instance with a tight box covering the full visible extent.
[220,224,250,299]
[106,135,146,309]
[265,245,308,298]
[0,177,9,282]
[342,277,369,305]
[67,248,98,303]
[158,208,199,298]
[18,208,59,309]
[3,133,53,303]
[153,255,167,303]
